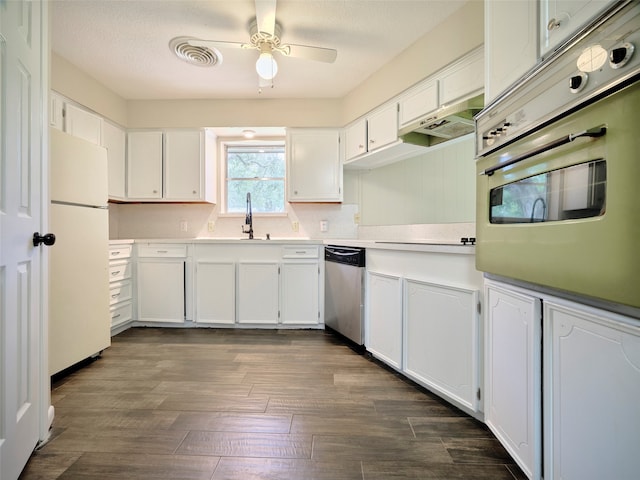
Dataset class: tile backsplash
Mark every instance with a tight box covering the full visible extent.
[109,202,359,240]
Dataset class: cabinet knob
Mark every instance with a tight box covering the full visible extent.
[192,190,197,194]
[369,139,375,144]
[294,190,298,195]
[153,189,158,194]
[547,18,561,31]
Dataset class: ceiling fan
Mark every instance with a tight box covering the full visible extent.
[185,0,337,90]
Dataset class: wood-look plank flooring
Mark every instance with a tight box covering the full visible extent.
[20,328,527,480]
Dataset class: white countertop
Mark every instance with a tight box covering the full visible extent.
[324,239,476,255]
[110,237,475,254]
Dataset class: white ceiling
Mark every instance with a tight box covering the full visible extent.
[51,0,468,101]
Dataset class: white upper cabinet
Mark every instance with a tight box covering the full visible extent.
[127,129,216,203]
[50,91,65,131]
[366,103,399,152]
[485,0,538,103]
[102,121,126,201]
[287,128,342,202]
[540,0,616,56]
[65,103,103,146]
[345,119,367,160]
[439,48,484,105]
[345,102,399,163]
[164,130,212,202]
[399,80,438,127]
[127,131,163,200]
[49,91,103,146]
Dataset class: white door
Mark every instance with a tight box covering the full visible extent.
[0,1,50,479]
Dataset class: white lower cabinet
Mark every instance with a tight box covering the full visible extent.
[364,248,483,416]
[484,280,542,480]
[366,271,403,369]
[404,280,479,411]
[238,262,280,325]
[281,262,320,325]
[543,300,640,480]
[195,261,235,325]
[136,244,187,324]
[108,243,133,334]
[485,279,640,480]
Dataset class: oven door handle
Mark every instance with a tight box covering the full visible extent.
[482,126,607,176]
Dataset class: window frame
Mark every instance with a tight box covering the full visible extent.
[219,138,287,216]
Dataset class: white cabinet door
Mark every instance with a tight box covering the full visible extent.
[281,262,319,325]
[485,0,538,102]
[399,80,438,127]
[127,131,163,199]
[164,130,203,201]
[50,91,65,130]
[137,260,185,323]
[366,271,403,369]
[195,261,235,324]
[366,103,398,152]
[544,301,640,480]
[439,48,484,105]
[540,0,615,56]
[404,280,479,412]
[287,128,342,202]
[485,281,542,480]
[344,119,367,160]
[103,121,126,200]
[237,262,279,324]
[65,103,103,145]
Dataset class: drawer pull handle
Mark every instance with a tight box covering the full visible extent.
[157,250,168,253]
[111,293,120,299]
[111,251,120,256]
[112,313,121,319]
[111,270,121,276]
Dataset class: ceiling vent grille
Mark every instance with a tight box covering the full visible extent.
[170,36,221,67]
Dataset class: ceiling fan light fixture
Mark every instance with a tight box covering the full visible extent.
[256,50,278,80]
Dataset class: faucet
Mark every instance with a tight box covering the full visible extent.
[242,192,254,239]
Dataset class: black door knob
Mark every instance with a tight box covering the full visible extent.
[33,232,56,247]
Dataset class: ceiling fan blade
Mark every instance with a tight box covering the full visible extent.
[255,0,277,36]
[187,39,251,50]
[280,44,337,63]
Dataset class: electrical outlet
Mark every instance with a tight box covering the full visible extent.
[207,221,215,232]
[354,213,361,224]
[292,221,299,232]
[180,220,188,232]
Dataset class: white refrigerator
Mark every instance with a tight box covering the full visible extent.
[49,128,110,375]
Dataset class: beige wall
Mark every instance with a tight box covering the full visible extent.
[51,52,128,126]
[126,98,343,129]
[340,1,484,124]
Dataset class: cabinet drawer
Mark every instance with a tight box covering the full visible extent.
[109,280,132,306]
[137,244,187,258]
[109,260,132,282]
[109,244,133,260]
[282,246,319,258]
[110,301,132,327]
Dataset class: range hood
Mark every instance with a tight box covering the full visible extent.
[399,94,484,147]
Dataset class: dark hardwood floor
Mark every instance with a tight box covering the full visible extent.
[20,328,527,479]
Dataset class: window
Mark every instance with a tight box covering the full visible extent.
[224,144,286,213]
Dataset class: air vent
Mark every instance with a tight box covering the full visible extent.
[169,36,222,67]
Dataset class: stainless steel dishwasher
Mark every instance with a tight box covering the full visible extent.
[324,245,365,345]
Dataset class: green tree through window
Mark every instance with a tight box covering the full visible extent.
[226,145,285,213]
